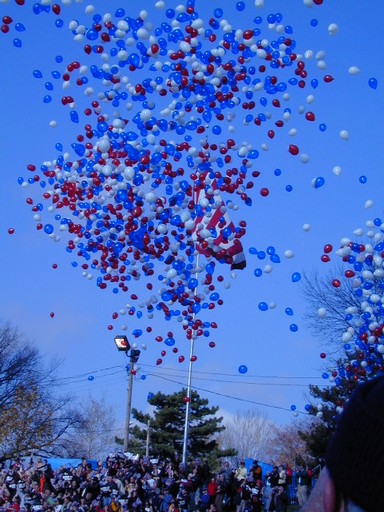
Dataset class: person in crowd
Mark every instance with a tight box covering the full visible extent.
[303,374,384,512]
[276,467,286,490]
[250,462,262,484]
[273,486,287,512]
[234,463,247,486]
[296,465,312,508]
[207,477,218,506]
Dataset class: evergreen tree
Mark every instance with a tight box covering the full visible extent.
[130,388,233,462]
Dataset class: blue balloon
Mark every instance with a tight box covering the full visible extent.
[314,176,325,188]
[368,77,378,90]
[44,224,54,235]
[258,302,268,311]
[290,323,298,332]
[87,375,94,381]
[291,272,301,282]
[165,337,175,346]
[359,175,367,184]
[238,364,248,374]
[236,1,245,11]
[285,307,294,316]
[290,404,296,411]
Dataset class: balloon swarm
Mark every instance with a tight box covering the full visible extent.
[1,1,380,387]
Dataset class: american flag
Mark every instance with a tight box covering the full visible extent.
[191,171,246,270]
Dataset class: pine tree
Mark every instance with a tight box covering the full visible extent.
[130,388,233,462]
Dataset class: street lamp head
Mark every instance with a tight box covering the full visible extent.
[114,335,131,352]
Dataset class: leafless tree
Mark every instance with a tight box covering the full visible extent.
[62,396,117,459]
[0,322,81,462]
[217,409,275,463]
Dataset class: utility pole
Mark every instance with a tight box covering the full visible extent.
[124,356,134,452]
[145,419,150,457]
[114,335,141,454]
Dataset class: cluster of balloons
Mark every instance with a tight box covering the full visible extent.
[4,0,341,367]
[7,0,381,407]
[317,220,384,389]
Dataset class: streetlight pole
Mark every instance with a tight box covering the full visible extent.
[114,335,141,454]
[124,356,134,452]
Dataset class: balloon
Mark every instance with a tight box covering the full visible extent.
[258,302,268,311]
[313,176,325,188]
[291,272,301,282]
[318,308,327,318]
[238,365,248,374]
[339,130,349,140]
[368,77,378,90]
[87,375,94,381]
[289,324,298,332]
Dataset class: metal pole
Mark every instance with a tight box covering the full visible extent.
[145,419,150,457]
[124,355,134,453]
[182,336,195,464]
[182,253,200,465]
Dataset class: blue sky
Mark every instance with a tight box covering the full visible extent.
[1,0,384,433]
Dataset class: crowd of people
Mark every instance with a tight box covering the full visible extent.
[0,455,314,512]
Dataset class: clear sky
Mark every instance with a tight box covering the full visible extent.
[1,0,384,435]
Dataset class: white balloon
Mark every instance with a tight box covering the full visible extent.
[348,66,360,75]
[339,129,349,140]
[284,250,295,259]
[365,199,374,209]
[328,23,339,35]
[332,166,342,176]
[263,265,273,273]
[318,307,327,318]
[303,223,311,232]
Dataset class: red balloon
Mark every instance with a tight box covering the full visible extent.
[320,352,326,359]
[260,187,269,197]
[332,279,341,288]
[7,228,15,235]
[156,358,162,365]
[50,312,55,318]
[52,263,58,269]
[345,270,355,278]
[161,350,166,357]
[321,255,330,263]
[324,244,333,253]
[305,112,315,121]
[190,355,197,362]
[178,355,185,363]
[183,396,190,403]
[324,75,334,83]
[209,341,216,348]
[288,144,299,156]
[52,4,61,15]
